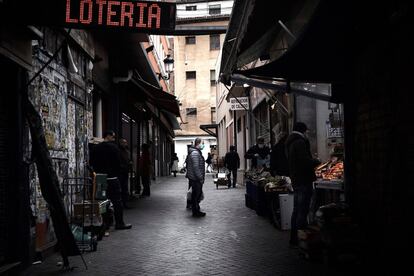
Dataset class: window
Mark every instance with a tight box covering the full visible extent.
[186,108,197,116]
[186,5,197,11]
[211,107,216,123]
[209,4,221,15]
[186,71,196,79]
[185,36,196,45]
[210,70,216,86]
[210,34,220,50]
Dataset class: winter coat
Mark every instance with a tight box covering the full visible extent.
[285,132,320,187]
[245,144,270,168]
[90,141,121,178]
[270,136,289,176]
[186,146,205,182]
[224,151,240,170]
[171,156,179,172]
[139,150,152,177]
[119,147,131,174]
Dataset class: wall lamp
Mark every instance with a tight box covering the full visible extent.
[159,54,174,80]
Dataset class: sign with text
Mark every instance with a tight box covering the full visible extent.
[230,97,249,111]
[2,0,176,34]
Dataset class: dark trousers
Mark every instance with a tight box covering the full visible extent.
[290,184,313,244]
[189,179,203,214]
[119,172,129,206]
[227,169,237,187]
[107,178,124,226]
[141,174,151,196]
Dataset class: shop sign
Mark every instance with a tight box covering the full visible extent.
[230,97,249,111]
[64,0,176,32]
[3,0,176,34]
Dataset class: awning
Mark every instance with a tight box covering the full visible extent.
[200,124,218,137]
[225,84,248,101]
[132,77,181,117]
[234,0,351,84]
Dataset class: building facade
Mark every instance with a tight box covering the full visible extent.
[173,0,233,169]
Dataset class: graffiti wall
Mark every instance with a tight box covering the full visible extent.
[28,28,93,252]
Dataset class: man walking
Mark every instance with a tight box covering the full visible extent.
[90,130,132,230]
[186,138,206,217]
[286,122,320,246]
[224,145,240,188]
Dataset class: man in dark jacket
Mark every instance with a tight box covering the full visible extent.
[90,130,132,230]
[245,136,270,169]
[186,138,206,217]
[224,145,240,188]
[270,132,289,177]
[286,122,320,246]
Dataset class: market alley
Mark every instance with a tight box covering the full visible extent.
[23,174,358,276]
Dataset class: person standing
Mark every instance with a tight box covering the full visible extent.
[206,153,213,172]
[245,136,270,169]
[119,138,132,208]
[270,132,290,177]
[286,122,320,246]
[224,145,240,188]
[171,153,179,177]
[139,143,152,197]
[89,130,132,230]
[186,138,206,217]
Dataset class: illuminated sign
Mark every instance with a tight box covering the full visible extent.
[64,0,176,32]
[2,0,176,34]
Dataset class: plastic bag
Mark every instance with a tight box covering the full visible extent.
[186,187,204,202]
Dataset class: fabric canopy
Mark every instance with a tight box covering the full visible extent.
[132,78,181,117]
[236,0,352,83]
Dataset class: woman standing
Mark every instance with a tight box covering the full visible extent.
[171,153,179,177]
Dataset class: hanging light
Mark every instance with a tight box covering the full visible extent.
[161,54,174,80]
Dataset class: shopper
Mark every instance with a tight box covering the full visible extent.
[224,145,240,188]
[119,138,132,209]
[139,143,152,197]
[171,153,179,177]
[270,132,290,177]
[89,130,132,230]
[245,136,270,169]
[206,152,213,172]
[186,138,206,217]
[286,122,320,246]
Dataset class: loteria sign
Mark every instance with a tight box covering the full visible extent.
[2,0,176,34]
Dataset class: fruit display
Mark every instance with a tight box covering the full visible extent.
[315,160,344,180]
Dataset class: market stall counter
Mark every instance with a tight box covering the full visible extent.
[244,169,293,230]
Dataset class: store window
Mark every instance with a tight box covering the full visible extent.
[186,5,197,11]
[186,71,196,79]
[209,4,221,15]
[210,70,216,86]
[186,107,197,116]
[210,35,220,50]
[185,36,196,45]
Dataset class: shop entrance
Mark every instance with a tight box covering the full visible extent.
[0,56,30,269]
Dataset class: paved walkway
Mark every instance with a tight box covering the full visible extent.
[23,174,355,275]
